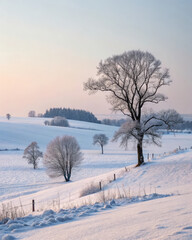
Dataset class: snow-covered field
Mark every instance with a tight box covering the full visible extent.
[0,117,192,240]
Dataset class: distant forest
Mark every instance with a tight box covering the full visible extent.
[43,108,100,123]
[101,118,192,130]
[42,108,192,131]
[175,121,192,131]
[102,119,192,130]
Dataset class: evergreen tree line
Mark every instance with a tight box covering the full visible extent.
[43,108,100,123]
[174,121,192,131]
[101,119,192,131]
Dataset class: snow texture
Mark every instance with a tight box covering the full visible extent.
[0,117,192,239]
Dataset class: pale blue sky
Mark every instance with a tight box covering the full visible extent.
[0,0,192,116]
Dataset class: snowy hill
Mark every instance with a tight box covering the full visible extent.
[0,117,192,240]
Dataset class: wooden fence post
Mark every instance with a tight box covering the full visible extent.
[32,199,35,212]
[99,182,102,190]
[114,174,116,181]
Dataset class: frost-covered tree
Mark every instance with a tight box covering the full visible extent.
[84,50,182,166]
[43,136,83,182]
[23,142,43,169]
[113,110,182,159]
[93,134,109,154]
[50,116,69,127]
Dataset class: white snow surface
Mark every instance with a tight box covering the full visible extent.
[0,116,192,240]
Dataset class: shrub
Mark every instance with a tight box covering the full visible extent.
[50,116,69,127]
[79,183,101,197]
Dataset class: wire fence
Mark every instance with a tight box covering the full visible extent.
[0,145,191,220]
[147,146,192,161]
[0,167,130,219]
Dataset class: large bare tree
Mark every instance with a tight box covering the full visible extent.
[84,50,182,166]
[43,136,83,182]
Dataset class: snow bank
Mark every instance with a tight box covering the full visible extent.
[0,193,171,239]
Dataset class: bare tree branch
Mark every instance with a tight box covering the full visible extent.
[84,50,171,121]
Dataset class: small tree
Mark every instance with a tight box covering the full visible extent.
[23,142,43,169]
[43,136,83,182]
[6,113,11,120]
[93,134,108,154]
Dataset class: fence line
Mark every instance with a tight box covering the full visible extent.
[147,146,192,162]
[1,146,191,216]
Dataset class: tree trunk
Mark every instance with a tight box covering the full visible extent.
[65,176,70,182]
[64,162,71,182]
[101,145,103,154]
[64,172,70,182]
[136,139,144,167]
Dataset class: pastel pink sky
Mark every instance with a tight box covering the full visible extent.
[0,0,192,117]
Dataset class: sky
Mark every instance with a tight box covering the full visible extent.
[0,0,192,117]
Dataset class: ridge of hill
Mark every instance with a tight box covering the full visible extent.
[0,117,192,239]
